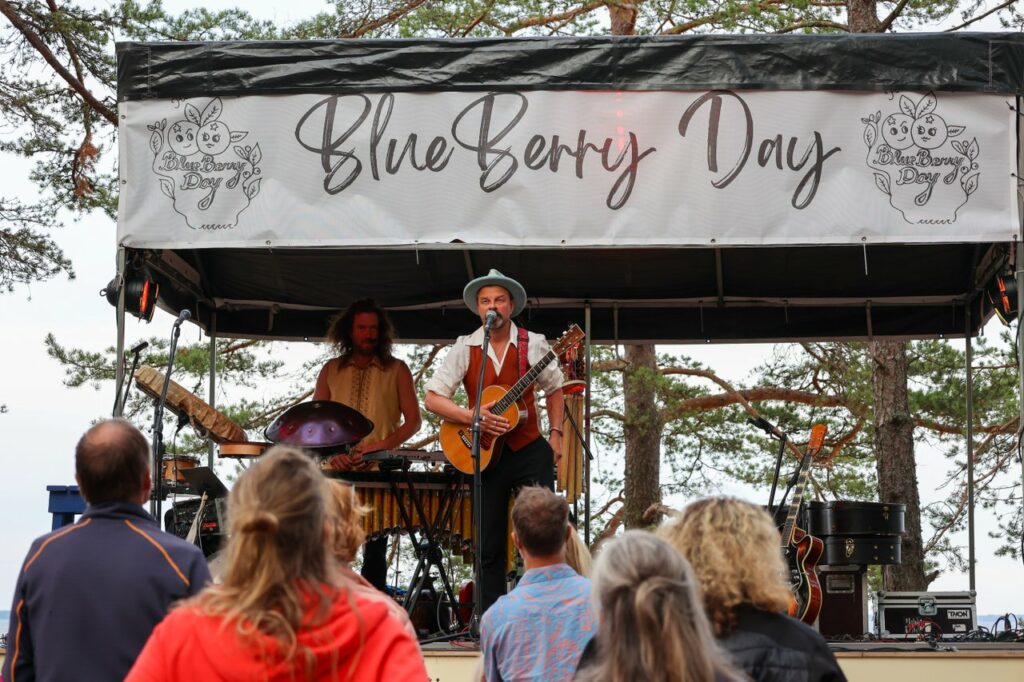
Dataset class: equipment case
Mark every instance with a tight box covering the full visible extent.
[874,591,976,639]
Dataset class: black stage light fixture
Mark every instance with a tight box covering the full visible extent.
[102,275,159,322]
[986,272,1018,325]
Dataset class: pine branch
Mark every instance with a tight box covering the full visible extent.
[0,0,117,126]
[343,0,429,38]
[944,0,1017,32]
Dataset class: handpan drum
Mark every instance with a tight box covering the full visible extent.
[264,400,374,456]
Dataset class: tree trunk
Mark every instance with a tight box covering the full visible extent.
[847,0,882,32]
[606,1,638,35]
[623,344,662,528]
[871,340,928,589]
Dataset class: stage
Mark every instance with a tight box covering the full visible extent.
[419,642,1024,681]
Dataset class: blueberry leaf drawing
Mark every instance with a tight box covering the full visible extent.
[200,98,223,126]
[916,92,937,118]
[245,178,262,199]
[185,103,202,125]
[250,143,262,165]
[946,125,965,138]
[234,145,248,160]
[229,130,248,142]
[963,173,979,195]
[899,95,916,118]
[874,172,891,196]
[967,138,979,160]
[864,125,876,148]
[159,178,175,199]
[149,131,162,154]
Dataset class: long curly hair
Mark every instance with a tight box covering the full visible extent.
[577,531,742,682]
[325,299,394,365]
[186,446,347,678]
[659,497,791,636]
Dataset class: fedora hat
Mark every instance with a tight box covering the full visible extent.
[463,269,527,317]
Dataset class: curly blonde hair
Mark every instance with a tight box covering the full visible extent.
[325,479,369,564]
[659,497,791,636]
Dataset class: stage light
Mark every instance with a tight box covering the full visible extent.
[986,273,1017,325]
[102,275,159,322]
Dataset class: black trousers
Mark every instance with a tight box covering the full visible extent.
[361,535,388,591]
[479,436,554,614]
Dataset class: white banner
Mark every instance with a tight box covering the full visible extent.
[118,89,1019,248]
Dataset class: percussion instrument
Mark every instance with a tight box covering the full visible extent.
[135,366,247,443]
[218,441,269,459]
[162,455,199,483]
[265,400,373,455]
[556,340,587,503]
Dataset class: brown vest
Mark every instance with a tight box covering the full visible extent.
[464,343,541,451]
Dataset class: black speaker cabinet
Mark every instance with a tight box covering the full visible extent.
[817,565,869,638]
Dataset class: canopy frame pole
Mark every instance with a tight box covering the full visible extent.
[113,247,127,417]
[584,302,592,546]
[965,308,976,591]
[1017,240,1024,546]
[208,310,217,467]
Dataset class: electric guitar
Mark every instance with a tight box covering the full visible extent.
[781,423,826,625]
[439,324,585,474]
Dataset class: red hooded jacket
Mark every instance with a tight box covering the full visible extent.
[125,588,428,682]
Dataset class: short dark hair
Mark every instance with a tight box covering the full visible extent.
[325,298,394,364]
[512,486,568,557]
[75,419,150,504]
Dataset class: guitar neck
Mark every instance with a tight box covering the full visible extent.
[781,454,813,547]
[491,349,556,414]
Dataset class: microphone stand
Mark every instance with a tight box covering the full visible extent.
[468,313,495,637]
[150,312,189,519]
[113,341,149,417]
[747,417,788,521]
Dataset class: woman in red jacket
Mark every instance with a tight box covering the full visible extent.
[126,446,428,682]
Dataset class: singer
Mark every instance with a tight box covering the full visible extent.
[424,269,564,613]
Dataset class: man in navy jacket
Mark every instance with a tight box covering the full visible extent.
[3,419,211,682]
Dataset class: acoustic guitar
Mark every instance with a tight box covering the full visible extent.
[781,423,827,625]
[439,324,585,474]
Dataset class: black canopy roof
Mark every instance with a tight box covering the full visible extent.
[116,33,1024,343]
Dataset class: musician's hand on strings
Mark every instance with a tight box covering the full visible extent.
[478,402,509,437]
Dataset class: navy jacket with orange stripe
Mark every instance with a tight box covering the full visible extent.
[2,501,211,682]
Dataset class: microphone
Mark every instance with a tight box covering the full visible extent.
[484,310,498,329]
[173,308,192,328]
[130,340,149,354]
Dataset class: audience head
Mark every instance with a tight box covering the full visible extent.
[196,446,337,664]
[580,530,736,682]
[511,486,569,561]
[660,496,790,636]
[75,418,151,505]
[325,479,368,564]
[564,524,593,578]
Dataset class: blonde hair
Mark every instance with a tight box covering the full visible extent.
[325,479,369,564]
[659,496,791,636]
[187,446,342,678]
[564,524,592,578]
[577,531,740,682]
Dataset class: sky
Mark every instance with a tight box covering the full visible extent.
[1,0,1022,620]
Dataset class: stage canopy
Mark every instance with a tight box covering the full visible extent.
[114,33,1024,343]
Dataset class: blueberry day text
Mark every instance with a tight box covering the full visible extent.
[293,91,843,210]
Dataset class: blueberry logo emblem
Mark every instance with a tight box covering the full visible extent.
[863,92,978,224]
[149,98,262,229]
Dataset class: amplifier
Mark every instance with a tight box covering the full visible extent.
[874,591,976,639]
[164,497,227,557]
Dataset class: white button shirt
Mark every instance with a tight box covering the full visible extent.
[425,322,564,399]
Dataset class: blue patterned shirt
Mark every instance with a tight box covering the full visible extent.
[481,563,596,682]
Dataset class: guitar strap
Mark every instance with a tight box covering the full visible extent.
[518,326,529,379]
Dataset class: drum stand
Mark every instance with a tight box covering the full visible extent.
[394,464,468,637]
